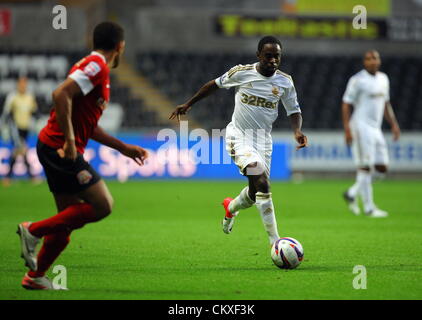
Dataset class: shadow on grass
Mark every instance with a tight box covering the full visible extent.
[77,288,220,297]
[192,264,422,273]
[0,287,221,299]
[66,262,422,275]
[298,264,422,272]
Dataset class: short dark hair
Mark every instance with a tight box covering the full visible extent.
[364,49,380,58]
[93,21,124,51]
[257,36,282,53]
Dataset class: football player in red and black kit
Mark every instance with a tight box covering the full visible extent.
[16,22,148,290]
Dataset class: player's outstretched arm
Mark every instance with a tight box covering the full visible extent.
[384,101,400,141]
[53,78,82,161]
[169,80,219,121]
[92,126,148,166]
[342,102,353,145]
[289,112,308,150]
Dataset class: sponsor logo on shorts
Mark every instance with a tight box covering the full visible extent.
[77,170,93,185]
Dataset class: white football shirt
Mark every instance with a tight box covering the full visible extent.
[215,63,301,134]
[343,69,390,129]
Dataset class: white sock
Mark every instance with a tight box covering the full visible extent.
[228,187,254,215]
[357,170,375,213]
[255,192,279,244]
[348,170,366,198]
[348,180,360,198]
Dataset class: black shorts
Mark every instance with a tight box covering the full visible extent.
[37,140,101,194]
[18,129,29,141]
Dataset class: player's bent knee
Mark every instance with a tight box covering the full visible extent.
[96,196,114,219]
[245,162,266,177]
[375,165,388,173]
[255,175,270,193]
[106,197,114,216]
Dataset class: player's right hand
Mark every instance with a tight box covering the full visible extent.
[294,130,308,150]
[57,140,77,161]
[169,104,191,122]
[344,128,353,146]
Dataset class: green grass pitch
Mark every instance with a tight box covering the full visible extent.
[0,179,421,300]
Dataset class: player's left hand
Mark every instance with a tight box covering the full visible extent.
[294,130,308,150]
[120,144,149,166]
[392,125,400,141]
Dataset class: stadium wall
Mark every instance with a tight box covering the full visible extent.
[0,4,87,50]
[134,8,422,55]
[1,132,421,181]
[272,131,422,174]
[1,2,421,59]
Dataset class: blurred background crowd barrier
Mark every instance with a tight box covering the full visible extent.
[1,0,421,179]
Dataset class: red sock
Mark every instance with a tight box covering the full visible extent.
[28,231,70,278]
[29,203,98,238]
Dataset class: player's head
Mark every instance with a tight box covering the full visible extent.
[363,50,381,74]
[256,36,282,76]
[17,77,27,94]
[93,21,125,68]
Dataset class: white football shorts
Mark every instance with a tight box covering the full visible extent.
[225,122,272,177]
[351,122,389,167]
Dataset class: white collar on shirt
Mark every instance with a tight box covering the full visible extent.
[363,69,378,78]
[91,51,106,63]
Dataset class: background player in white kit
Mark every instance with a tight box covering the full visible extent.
[342,50,401,218]
[170,36,307,244]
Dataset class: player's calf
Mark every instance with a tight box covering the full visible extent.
[246,166,270,195]
[91,196,114,220]
[78,180,114,221]
[255,192,279,244]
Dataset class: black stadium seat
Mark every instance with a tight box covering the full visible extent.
[0,51,159,130]
[2,51,420,131]
[136,52,422,131]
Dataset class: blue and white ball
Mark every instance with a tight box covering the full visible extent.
[271,237,304,269]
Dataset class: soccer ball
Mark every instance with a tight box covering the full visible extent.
[271,237,304,269]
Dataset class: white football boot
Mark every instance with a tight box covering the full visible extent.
[17,222,40,271]
[343,191,361,215]
[222,198,238,234]
[22,273,68,290]
[366,207,388,218]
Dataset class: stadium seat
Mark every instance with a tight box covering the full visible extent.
[28,55,49,79]
[9,55,30,77]
[48,56,69,78]
[35,96,50,114]
[26,78,37,94]
[0,52,159,130]
[35,79,59,103]
[138,51,422,131]
[0,78,16,96]
[0,55,9,78]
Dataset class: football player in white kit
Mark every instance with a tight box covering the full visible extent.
[170,36,307,244]
[342,50,400,218]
